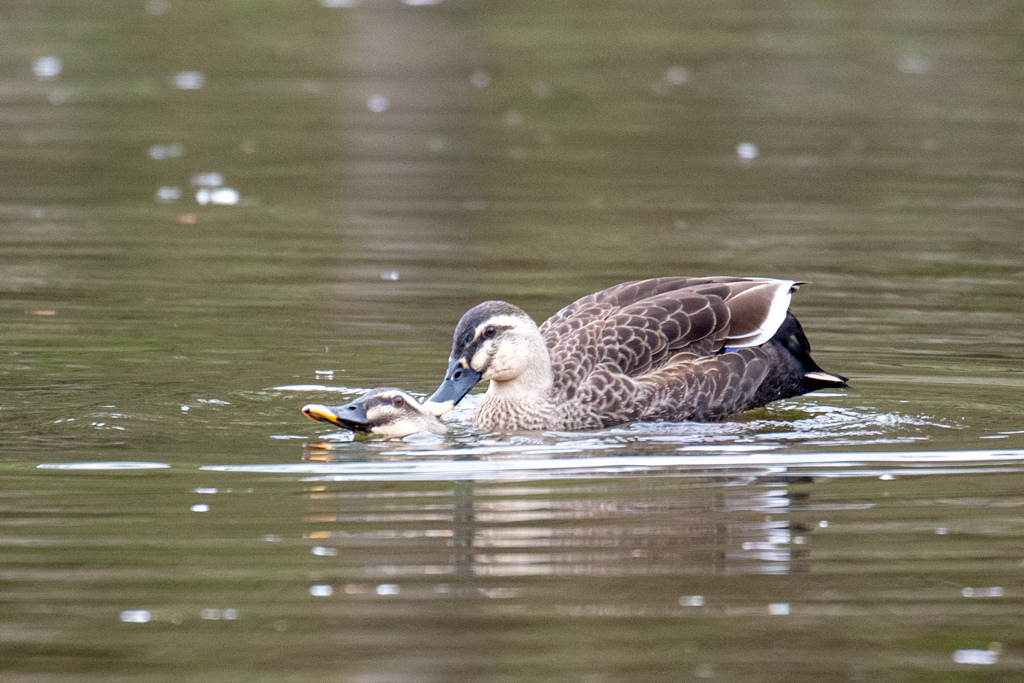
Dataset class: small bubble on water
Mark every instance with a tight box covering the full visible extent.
[196,187,239,206]
[181,405,189,412]
[503,110,524,126]
[33,56,62,80]
[263,534,281,542]
[120,609,151,623]
[194,488,217,494]
[470,70,490,88]
[367,94,389,112]
[768,602,790,615]
[190,504,210,512]
[310,584,333,597]
[664,65,689,85]
[191,172,223,187]
[818,520,829,528]
[381,270,400,281]
[315,370,335,380]
[935,526,948,535]
[879,473,895,481]
[679,595,705,607]
[155,186,182,202]
[898,55,930,74]
[149,144,183,160]
[171,71,204,90]
[198,608,236,620]
[312,546,338,557]
[737,142,759,161]
[376,583,400,596]
[952,649,997,665]
[694,663,714,679]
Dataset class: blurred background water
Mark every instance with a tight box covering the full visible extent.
[3,0,1024,680]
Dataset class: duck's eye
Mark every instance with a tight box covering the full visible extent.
[392,396,405,408]
[483,325,497,339]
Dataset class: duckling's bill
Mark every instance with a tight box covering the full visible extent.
[302,403,371,432]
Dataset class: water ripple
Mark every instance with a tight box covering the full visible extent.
[201,449,1024,482]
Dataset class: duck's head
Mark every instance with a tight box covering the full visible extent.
[424,300,546,415]
[302,387,448,438]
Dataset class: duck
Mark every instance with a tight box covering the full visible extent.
[422,276,847,431]
[302,387,448,437]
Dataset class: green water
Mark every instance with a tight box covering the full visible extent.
[3,1,1024,680]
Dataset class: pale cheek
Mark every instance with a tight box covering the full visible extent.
[484,346,522,381]
[470,347,490,373]
[371,418,417,438]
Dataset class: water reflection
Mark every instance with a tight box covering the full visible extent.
[197,448,1024,585]
[297,477,815,579]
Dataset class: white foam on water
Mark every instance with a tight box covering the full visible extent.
[199,449,1024,482]
[38,462,171,470]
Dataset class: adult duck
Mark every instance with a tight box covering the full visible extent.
[423,277,847,431]
[303,387,447,437]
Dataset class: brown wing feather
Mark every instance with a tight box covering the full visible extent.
[638,348,772,422]
[537,277,798,423]
[541,277,741,333]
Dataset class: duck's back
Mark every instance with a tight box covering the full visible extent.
[537,277,839,427]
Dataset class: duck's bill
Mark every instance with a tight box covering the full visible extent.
[301,402,371,432]
[423,360,482,416]
[422,399,454,417]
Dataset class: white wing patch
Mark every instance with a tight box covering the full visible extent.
[725,279,796,348]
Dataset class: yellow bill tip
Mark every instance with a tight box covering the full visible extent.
[302,404,338,423]
[422,400,454,417]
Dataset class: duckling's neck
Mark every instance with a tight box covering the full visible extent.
[476,341,555,431]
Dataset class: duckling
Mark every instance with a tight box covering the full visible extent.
[302,387,447,437]
[424,277,847,431]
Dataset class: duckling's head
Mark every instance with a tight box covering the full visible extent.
[424,300,549,414]
[302,387,448,438]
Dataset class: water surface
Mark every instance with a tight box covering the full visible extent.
[3,0,1024,680]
